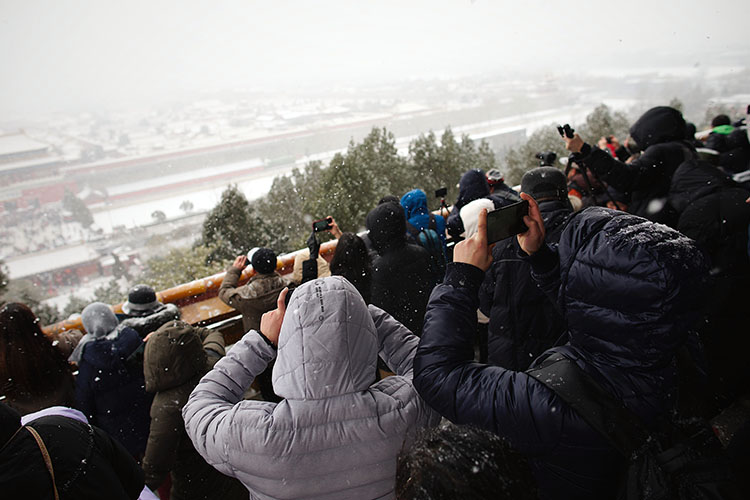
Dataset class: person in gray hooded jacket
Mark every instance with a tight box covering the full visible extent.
[183,276,440,500]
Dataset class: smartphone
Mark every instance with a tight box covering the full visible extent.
[486,200,529,243]
[435,187,447,198]
[312,217,333,232]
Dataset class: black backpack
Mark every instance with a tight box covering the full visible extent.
[406,214,446,280]
[527,353,742,500]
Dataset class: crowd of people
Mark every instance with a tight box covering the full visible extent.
[1,104,749,499]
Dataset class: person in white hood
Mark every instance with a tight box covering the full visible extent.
[183,276,439,500]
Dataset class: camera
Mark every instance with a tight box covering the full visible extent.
[535,151,557,167]
[312,217,333,233]
[557,124,575,139]
[435,187,447,198]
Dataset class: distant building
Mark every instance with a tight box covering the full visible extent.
[0,132,68,212]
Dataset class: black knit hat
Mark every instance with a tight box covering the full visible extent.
[521,167,568,201]
[123,284,164,316]
[251,248,277,274]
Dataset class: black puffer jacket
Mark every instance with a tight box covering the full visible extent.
[718,128,750,173]
[670,160,750,406]
[414,208,709,500]
[479,199,572,370]
[670,159,750,275]
[367,202,436,336]
[575,106,696,226]
[0,404,144,500]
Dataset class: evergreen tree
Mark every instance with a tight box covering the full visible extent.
[409,128,496,208]
[1,279,61,326]
[139,245,227,291]
[62,189,94,228]
[503,125,567,186]
[253,162,325,253]
[200,184,274,262]
[577,103,630,143]
[151,210,167,223]
[0,260,7,297]
[316,128,409,233]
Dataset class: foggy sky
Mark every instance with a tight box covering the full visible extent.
[1,0,748,120]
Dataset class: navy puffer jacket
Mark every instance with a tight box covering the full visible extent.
[414,207,709,500]
[479,199,572,370]
[75,326,153,457]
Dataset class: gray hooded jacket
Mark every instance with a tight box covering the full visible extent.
[183,276,439,500]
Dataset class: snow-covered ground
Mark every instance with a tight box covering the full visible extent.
[91,175,275,233]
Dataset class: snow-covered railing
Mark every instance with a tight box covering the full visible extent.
[42,239,339,339]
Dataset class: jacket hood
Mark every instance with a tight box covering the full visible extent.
[456,169,490,209]
[366,201,407,254]
[669,160,735,214]
[119,303,180,336]
[81,302,119,338]
[80,326,142,370]
[400,189,429,220]
[144,320,206,393]
[629,106,687,151]
[272,276,378,400]
[557,207,709,368]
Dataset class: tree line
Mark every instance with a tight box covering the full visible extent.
[1,102,648,324]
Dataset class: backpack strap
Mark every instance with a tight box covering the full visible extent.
[26,426,60,500]
[527,353,650,457]
[405,221,421,240]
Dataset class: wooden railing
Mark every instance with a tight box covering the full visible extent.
[43,240,339,343]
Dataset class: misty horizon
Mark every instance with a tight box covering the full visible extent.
[1,0,749,121]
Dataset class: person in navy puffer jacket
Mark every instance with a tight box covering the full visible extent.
[72,302,153,458]
[414,195,709,500]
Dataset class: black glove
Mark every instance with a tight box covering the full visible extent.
[732,117,746,128]
[307,231,320,260]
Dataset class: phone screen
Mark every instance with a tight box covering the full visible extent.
[486,200,529,243]
[312,217,332,232]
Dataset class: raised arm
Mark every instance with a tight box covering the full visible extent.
[368,305,420,377]
[182,331,276,476]
[217,256,246,307]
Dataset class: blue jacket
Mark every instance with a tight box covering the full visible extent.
[400,189,448,251]
[75,326,153,457]
[414,207,709,500]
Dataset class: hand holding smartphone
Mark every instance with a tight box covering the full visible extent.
[312,217,333,232]
[486,200,529,244]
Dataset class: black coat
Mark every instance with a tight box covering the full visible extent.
[670,160,750,406]
[414,208,710,500]
[446,169,521,238]
[0,404,144,500]
[576,106,696,226]
[367,202,437,336]
[479,199,572,370]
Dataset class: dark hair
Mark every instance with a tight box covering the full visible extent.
[396,423,539,500]
[330,233,372,303]
[0,303,74,412]
[378,195,400,205]
[711,114,731,128]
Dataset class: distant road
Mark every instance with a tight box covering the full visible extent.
[87,102,593,232]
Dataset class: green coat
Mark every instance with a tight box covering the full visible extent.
[142,320,245,500]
